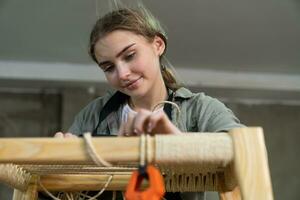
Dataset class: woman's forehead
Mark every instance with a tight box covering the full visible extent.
[94,30,146,58]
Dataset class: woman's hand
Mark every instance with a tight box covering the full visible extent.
[118,109,182,136]
[54,132,78,138]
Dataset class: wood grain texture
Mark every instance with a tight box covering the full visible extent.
[12,176,38,200]
[0,128,274,199]
[0,134,233,165]
[39,174,135,191]
[0,137,140,164]
[219,186,241,200]
[229,127,274,200]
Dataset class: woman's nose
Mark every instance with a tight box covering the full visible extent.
[117,64,131,80]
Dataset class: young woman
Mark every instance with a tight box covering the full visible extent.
[55,7,244,200]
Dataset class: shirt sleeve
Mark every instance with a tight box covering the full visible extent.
[68,112,83,135]
[197,95,245,132]
[67,95,109,136]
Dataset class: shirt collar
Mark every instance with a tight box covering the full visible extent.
[111,87,193,104]
[172,87,194,99]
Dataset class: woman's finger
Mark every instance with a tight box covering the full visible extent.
[65,132,77,138]
[148,110,181,135]
[124,112,135,136]
[54,132,64,138]
[54,132,77,138]
[147,110,167,133]
[118,122,126,136]
[133,109,152,135]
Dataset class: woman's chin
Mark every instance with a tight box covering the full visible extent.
[124,87,148,99]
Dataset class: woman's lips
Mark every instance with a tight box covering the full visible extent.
[124,77,142,90]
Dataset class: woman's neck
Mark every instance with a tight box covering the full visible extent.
[129,85,168,111]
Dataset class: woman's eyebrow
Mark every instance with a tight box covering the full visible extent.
[98,61,110,68]
[116,43,136,58]
[98,43,136,67]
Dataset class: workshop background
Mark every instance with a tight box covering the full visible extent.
[0,0,299,199]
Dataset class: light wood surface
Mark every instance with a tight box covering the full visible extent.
[230,127,274,200]
[39,174,139,191]
[12,176,38,200]
[0,134,232,165]
[219,186,241,200]
[0,137,140,164]
[0,128,274,200]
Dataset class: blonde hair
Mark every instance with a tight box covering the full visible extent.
[89,6,182,90]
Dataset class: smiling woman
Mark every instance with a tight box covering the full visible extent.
[53,4,244,200]
[93,30,166,103]
[69,7,188,137]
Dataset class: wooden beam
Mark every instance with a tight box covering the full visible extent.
[0,134,233,165]
[12,176,38,200]
[229,127,274,200]
[38,174,133,191]
[0,137,140,164]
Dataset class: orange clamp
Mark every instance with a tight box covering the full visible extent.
[125,165,165,200]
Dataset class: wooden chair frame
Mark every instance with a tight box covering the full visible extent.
[0,127,273,200]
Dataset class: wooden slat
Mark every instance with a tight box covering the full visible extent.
[12,176,38,200]
[219,186,241,200]
[0,128,275,199]
[0,137,140,164]
[0,134,233,165]
[38,174,134,191]
[230,127,274,200]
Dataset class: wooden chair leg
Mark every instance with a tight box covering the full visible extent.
[229,127,274,200]
[218,166,241,200]
[12,176,38,200]
[219,186,242,200]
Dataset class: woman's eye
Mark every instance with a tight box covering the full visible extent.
[103,65,114,72]
[125,52,135,61]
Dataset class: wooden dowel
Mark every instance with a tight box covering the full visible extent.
[0,133,233,165]
[38,174,142,191]
[0,137,140,164]
[229,127,274,200]
[38,173,229,192]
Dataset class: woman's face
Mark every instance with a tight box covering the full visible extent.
[94,30,165,99]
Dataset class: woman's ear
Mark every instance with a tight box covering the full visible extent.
[153,35,166,56]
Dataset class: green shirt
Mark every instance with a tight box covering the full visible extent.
[69,87,243,135]
[68,87,244,200]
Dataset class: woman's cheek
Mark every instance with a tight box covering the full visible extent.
[133,55,146,70]
[106,74,118,88]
